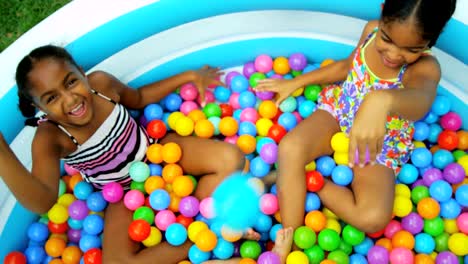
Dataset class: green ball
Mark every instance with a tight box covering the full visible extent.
[187,175,198,190]
[342,225,365,246]
[294,226,316,249]
[318,229,341,251]
[411,185,430,204]
[129,161,150,182]
[203,103,222,118]
[279,96,297,113]
[304,84,322,102]
[58,179,67,197]
[291,70,302,77]
[424,217,445,237]
[435,232,450,252]
[240,240,262,259]
[453,149,466,161]
[249,72,266,87]
[39,215,49,224]
[338,240,353,255]
[130,181,146,195]
[133,206,155,225]
[328,250,349,264]
[304,245,325,264]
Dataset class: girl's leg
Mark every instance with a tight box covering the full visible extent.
[102,201,191,264]
[317,164,395,233]
[160,133,246,199]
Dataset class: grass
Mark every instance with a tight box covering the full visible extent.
[0,0,70,52]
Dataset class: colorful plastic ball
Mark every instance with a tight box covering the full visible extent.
[174,116,194,136]
[177,196,199,218]
[397,164,419,185]
[435,251,458,264]
[213,238,235,260]
[257,251,281,264]
[443,163,465,184]
[440,198,462,219]
[142,226,162,247]
[303,84,321,102]
[164,93,183,112]
[331,165,353,186]
[225,71,241,87]
[318,229,341,251]
[81,214,104,236]
[79,234,101,252]
[389,247,414,264]
[203,102,222,118]
[195,229,218,252]
[438,130,459,151]
[305,170,325,192]
[214,86,232,103]
[432,149,454,169]
[220,103,234,118]
[144,103,163,121]
[401,212,424,235]
[73,181,93,200]
[258,193,278,216]
[267,124,287,143]
[239,240,261,259]
[256,118,274,137]
[303,246,325,264]
[128,219,151,242]
[237,134,257,155]
[286,251,309,264]
[180,83,199,101]
[238,91,256,109]
[180,101,198,115]
[102,182,124,203]
[292,226,316,249]
[61,245,82,264]
[188,244,211,263]
[455,185,468,207]
[259,143,278,164]
[413,121,430,141]
[258,100,278,119]
[155,210,176,231]
[149,189,170,210]
[288,53,307,71]
[273,56,290,75]
[24,246,46,264]
[431,95,451,116]
[238,121,257,136]
[231,75,250,93]
[279,96,297,113]
[44,237,67,258]
[27,222,49,242]
[123,189,145,211]
[298,100,316,118]
[255,54,273,73]
[448,233,468,256]
[440,112,462,131]
[219,116,239,137]
[83,248,102,264]
[188,221,209,242]
[66,200,88,221]
[328,250,350,264]
[4,251,27,264]
[424,217,445,237]
[173,175,195,197]
[456,212,468,233]
[128,161,149,183]
[194,119,215,139]
[132,206,155,226]
[316,156,336,176]
[411,148,433,168]
[86,192,107,212]
[277,112,297,131]
[422,168,443,186]
[417,197,440,220]
[250,156,271,178]
[343,224,365,246]
[249,72,266,88]
[164,223,188,246]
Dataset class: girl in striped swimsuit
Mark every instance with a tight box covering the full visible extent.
[0,45,245,263]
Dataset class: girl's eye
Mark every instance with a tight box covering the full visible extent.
[66,78,77,88]
[407,49,421,54]
[46,95,57,104]
[381,36,391,43]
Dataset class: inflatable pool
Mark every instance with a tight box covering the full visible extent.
[0,0,466,261]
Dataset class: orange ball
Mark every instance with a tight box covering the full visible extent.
[169,193,181,212]
[162,163,183,183]
[320,58,335,67]
[258,100,278,119]
[194,119,215,139]
[375,238,393,251]
[195,229,218,252]
[219,116,239,137]
[415,254,435,264]
[45,237,67,258]
[321,260,338,264]
[187,109,206,123]
[178,261,192,264]
[305,210,327,232]
[172,175,195,197]
[237,134,257,154]
[147,143,164,164]
[417,197,440,219]
[392,230,415,250]
[273,56,291,75]
[68,174,83,191]
[162,142,182,164]
[144,176,165,194]
[430,145,440,154]
[49,259,64,264]
[239,258,257,264]
[457,130,468,150]
[221,226,243,242]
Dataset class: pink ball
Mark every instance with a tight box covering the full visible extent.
[440,112,462,131]
[270,74,283,80]
[229,93,241,110]
[199,197,215,219]
[123,190,145,211]
[180,101,199,115]
[255,54,273,73]
[224,135,239,145]
[292,111,302,123]
[180,83,199,101]
[260,193,279,215]
[389,247,414,264]
[64,163,79,175]
[384,220,402,239]
[240,108,259,123]
[197,90,215,106]
[155,210,176,231]
[225,71,241,87]
[102,182,124,203]
[457,212,468,234]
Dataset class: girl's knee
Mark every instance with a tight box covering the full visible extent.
[220,144,246,173]
[278,133,306,158]
[355,208,392,233]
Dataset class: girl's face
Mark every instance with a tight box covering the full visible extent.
[28,58,94,127]
[374,20,431,69]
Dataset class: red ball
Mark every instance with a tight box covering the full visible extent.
[48,221,69,234]
[128,219,151,242]
[272,110,283,123]
[437,130,459,151]
[367,228,385,239]
[267,124,287,143]
[146,120,167,139]
[176,214,194,228]
[4,251,27,264]
[305,171,324,192]
[83,248,102,264]
[220,103,233,117]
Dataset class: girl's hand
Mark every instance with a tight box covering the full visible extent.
[254,78,298,106]
[348,91,390,168]
[193,65,225,106]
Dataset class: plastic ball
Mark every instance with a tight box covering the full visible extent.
[398,164,419,185]
[413,121,430,141]
[164,93,183,112]
[343,224,365,246]
[431,95,451,116]
[417,197,440,220]
[279,96,297,113]
[440,112,462,131]
[24,246,46,264]
[438,130,459,151]
[240,108,259,123]
[255,54,273,73]
[249,156,271,178]
[240,240,262,259]
[213,238,235,260]
[432,149,454,169]
[277,112,297,131]
[180,83,199,101]
[288,53,307,71]
[318,228,341,251]
[133,206,155,225]
[142,226,162,247]
[411,148,433,168]
[443,163,465,184]
[67,200,88,221]
[267,124,287,143]
[455,185,468,207]
[367,245,389,264]
[286,251,309,264]
[74,181,93,200]
[424,217,445,237]
[422,168,443,186]
[188,244,211,263]
[331,165,353,186]
[195,119,215,139]
[401,212,424,235]
[123,189,145,210]
[102,182,124,203]
[249,72,266,88]
[155,210,176,231]
[219,116,239,137]
[173,176,195,197]
[86,192,108,212]
[165,223,188,246]
[27,222,49,242]
[316,156,336,176]
[238,121,257,136]
[435,251,458,264]
[237,134,257,155]
[149,189,170,210]
[293,226,316,249]
[238,91,257,109]
[273,56,291,75]
[389,247,414,264]
[82,214,104,236]
[448,233,468,256]
[259,143,278,164]
[195,229,218,252]
[79,234,101,252]
[174,116,194,136]
[259,193,279,215]
[180,101,198,115]
[144,103,163,121]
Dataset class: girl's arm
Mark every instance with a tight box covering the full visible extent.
[0,129,62,214]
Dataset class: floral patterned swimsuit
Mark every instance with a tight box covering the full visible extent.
[317,28,431,174]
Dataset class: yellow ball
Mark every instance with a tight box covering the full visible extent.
[273,56,291,75]
[448,233,468,256]
[444,219,459,234]
[172,175,195,197]
[142,226,162,247]
[395,184,411,199]
[256,118,274,137]
[331,132,349,153]
[333,151,349,165]
[168,111,185,130]
[323,208,338,219]
[321,58,335,67]
[57,193,76,207]
[175,116,194,136]
[393,195,413,218]
[48,204,69,224]
[291,87,304,97]
[188,221,209,242]
[413,141,426,148]
[457,155,468,174]
[286,251,309,264]
[305,161,316,171]
[326,218,342,234]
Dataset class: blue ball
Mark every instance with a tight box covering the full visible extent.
[413,121,430,141]
[74,181,94,200]
[210,221,223,237]
[440,198,461,219]
[296,95,306,106]
[79,234,101,252]
[149,164,163,176]
[149,189,171,210]
[68,218,83,229]
[165,223,188,246]
[232,109,242,122]
[86,192,108,212]
[162,112,171,130]
[42,255,54,264]
[414,233,435,254]
[249,156,271,178]
[212,173,261,232]
[144,103,163,121]
[431,95,451,116]
[302,64,320,73]
[27,222,49,243]
[316,156,336,176]
[270,184,277,195]
[83,214,104,235]
[278,112,297,131]
[423,111,439,124]
[429,180,452,202]
[230,75,249,93]
[189,244,212,263]
[238,91,257,109]
[428,124,443,143]
[331,165,354,186]
[208,116,221,136]
[305,192,321,212]
[238,121,257,136]
[397,164,419,184]
[25,246,46,264]
[455,184,468,207]
[269,223,283,241]
[349,254,368,264]
[353,237,373,255]
[410,148,433,168]
[164,93,183,112]
[298,100,316,118]
[254,213,273,233]
[214,86,232,103]
[432,149,454,169]
[256,137,275,154]
[213,238,235,260]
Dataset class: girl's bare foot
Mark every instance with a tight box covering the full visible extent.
[243,228,261,241]
[272,227,294,264]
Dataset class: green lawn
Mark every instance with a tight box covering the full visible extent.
[0,0,70,52]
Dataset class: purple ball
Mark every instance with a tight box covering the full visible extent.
[67,228,82,244]
[255,90,275,100]
[435,251,459,264]
[411,179,426,189]
[260,143,278,164]
[243,62,256,79]
[400,212,424,235]
[257,251,281,264]
[68,200,89,220]
[288,53,307,71]
[367,246,389,264]
[443,163,465,184]
[179,196,200,218]
[225,71,241,87]
[422,168,443,186]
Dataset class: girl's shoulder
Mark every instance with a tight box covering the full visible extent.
[34,122,75,158]
[87,71,121,103]
[403,54,441,86]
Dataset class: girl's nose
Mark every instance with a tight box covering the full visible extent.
[62,90,77,106]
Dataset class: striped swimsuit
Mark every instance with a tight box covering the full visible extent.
[56,90,151,189]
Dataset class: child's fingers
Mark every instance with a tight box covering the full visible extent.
[348,137,357,168]
[368,140,378,165]
[357,140,367,168]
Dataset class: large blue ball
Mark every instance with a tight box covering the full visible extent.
[165,223,188,246]
[144,103,163,121]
